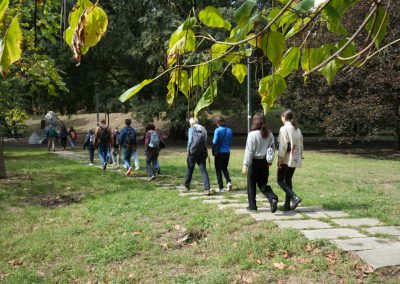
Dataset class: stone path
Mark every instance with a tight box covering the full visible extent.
[55,151,400,270]
[178,188,400,270]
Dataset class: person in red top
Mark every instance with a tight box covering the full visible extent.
[68,126,78,148]
[144,123,165,181]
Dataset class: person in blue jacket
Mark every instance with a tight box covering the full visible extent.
[212,116,233,192]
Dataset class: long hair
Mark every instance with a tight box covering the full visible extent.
[251,112,269,138]
[281,109,298,129]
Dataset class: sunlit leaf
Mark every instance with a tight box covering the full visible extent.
[0,17,23,79]
[234,0,256,22]
[319,58,341,85]
[65,0,92,47]
[232,64,247,84]
[285,17,311,38]
[259,74,286,113]
[167,29,196,67]
[168,17,197,49]
[170,69,189,99]
[190,65,210,87]
[119,79,153,102]
[293,0,315,13]
[336,39,357,63]
[365,7,389,48]
[199,6,231,31]
[262,31,285,67]
[211,43,230,59]
[247,33,262,48]
[194,80,217,118]
[0,0,9,31]
[82,5,108,48]
[229,16,255,42]
[277,47,300,78]
[301,45,332,72]
[322,4,347,34]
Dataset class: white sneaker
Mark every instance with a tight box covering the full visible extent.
[148,176,156,181]
[227,182,232,191]
[216,188,225,193]
[89,163,94,166]
[135,167,140,171]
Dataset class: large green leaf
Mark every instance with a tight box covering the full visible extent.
[229,16,255,42]
[0,0,9,31]
[319,59,341,85]
[0,16,23,79]
[170,69,189,99]
[293,0,315,13]
[278,11,298,34]
[166,78,176,106]
[301,45,332,72]
[365,7,389,48]
[262,31,285,67]
[336,39,357,63]
[190,65,210,87]
[119,79,153,102]
[194,80,217,118]
[277,47,300,78]
[82,5,108,48]
[234,0,256,22]
[65,0,92,47]
[322,4,347,34]
[199,6,231,31]
[258,74,286,113]
[168,17,197,49]
[211,43,230,59]
[167,29,196,67]
[285,17,311,38]
[330,0,358,14]
[231,64,247,84]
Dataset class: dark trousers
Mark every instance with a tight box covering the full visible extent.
[214,153,231,189]
[184,154,210,191]
[61,138,67,149]
[146,151,159,177]
[88,148,94,163]
[277,164,297,206]
[247,159,278,210]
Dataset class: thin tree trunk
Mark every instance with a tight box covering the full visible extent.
[396,122,400,151]
[0,138,7,179]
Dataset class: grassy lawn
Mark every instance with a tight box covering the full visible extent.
[0,146,399,283]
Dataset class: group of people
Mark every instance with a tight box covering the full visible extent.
[46,125,77,152]
[182,109,303,213]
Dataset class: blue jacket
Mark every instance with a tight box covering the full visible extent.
[120,126,136,148]
[212,126,233,154]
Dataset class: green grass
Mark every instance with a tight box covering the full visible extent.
[0,146,399,283]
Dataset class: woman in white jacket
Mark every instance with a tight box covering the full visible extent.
[243,113,278,212]
[277,109,303,211]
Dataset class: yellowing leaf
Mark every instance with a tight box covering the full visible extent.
[168,17,197,49]
[276,47,300,78]
[82,5,108,48]
[119,79,153,102]
[211,43,230,59]
[65,0,92,47]
[273,262,287,270]
[199,6,231,31]
[231,64,247,84]
[190,64,210,87]
[194,80,217,118]
[0,16,23,79]
[259,74,286,113]
[167,29,196,67]
[262,31,285,67]
[0,0,9,31]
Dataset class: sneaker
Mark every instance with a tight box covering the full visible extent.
[135,167,140,171]
[227,182,232,191]
[204,189,212,196]
[246,206,257,212]
[89,163,94,166]
[216,188,225,193]
[270,199,278,213]
[157,169,161,174]
[148,176,156,181]
[126,167,133,176]
[290,196,302,211]
[102,163,107,170]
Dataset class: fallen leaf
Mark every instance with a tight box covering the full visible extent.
[273,262,287,270]
[128,273,134,279]
[282,250,289,259]
[131,231,141,236]
[8,260,23,267]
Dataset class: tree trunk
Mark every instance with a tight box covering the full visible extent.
[396,122,400,151]
[0,138,7,179]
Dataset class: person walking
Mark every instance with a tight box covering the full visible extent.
[184,118,211,195]
[212,116,233,192]
[46,125,58,152]
[83,129,95,166]
[242,113,278,212]
[94,119,113,170]
[277,109,303,211]
[120,119,139,176]
[59,126,68,151]
[144,123,165,181]
[68,126,78,148]
[112,127,121,165]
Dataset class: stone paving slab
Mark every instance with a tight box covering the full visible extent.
[190,195,225,200]
[179,191,207,197]
[202,199,238,204]
[331,218,382,227]
[235,207,270,215]
[320,210,349,218]
[294,206,324,212]
[355,244,400,269]
[301,228,367,240]
[218,203,249,210]
[303,211,330,219]
[333,237,400,251]
[274,219,332,230]
[251,211,303,221]
[365,226,400,236]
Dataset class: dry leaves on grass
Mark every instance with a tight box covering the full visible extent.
[8,259,24,268]
[273,262,287,270]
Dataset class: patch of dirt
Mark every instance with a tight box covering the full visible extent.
[0,173,33,186]
[375,265,400,281]
[158,224,207,250]
[34,193,84,208]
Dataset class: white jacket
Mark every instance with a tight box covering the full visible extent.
[243,130,274,167]
[278,121,303,168]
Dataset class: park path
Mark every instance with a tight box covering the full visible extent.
[55,150,400,270]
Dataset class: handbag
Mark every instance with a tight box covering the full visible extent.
[212,128,227,156]
[266,146,275,163]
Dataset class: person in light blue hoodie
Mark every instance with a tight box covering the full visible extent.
[212,116,233,192]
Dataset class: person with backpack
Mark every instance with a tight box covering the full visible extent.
[277,109,303,211]
[144,123,165,181]
[112,127,121,165]
[83,129,95,166]
[212,116,233,192]
[94,119,113,170]
[184,118,211,195]
[59,126,69,151]
[68,126,78,148]
[242,113,278,212]
[120,119,140,176]
[46,125,58,152]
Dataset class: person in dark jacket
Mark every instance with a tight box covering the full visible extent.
[94,119,113,170]
[83,129,95,166]
[59,126,69,151]
[144,123,165,181]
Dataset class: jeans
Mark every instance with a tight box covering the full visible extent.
[146,151,159,177]
[277,164,297,206]
[214,153,231,189]
[184,154,210,191]
[123,147,139,169]
[113,146,121,165]
[247,159,278,210]
[88,148,94,163]
[98,144,109,165]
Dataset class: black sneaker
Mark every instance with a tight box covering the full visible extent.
[102,163,107,170]
[290,196,302,211]
[246,206,257,212]
[157,169,161,174]
[270,199,278,213]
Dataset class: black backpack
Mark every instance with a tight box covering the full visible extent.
[125,127,137,147]
[99,126,109,143]
[189,125,207,158]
